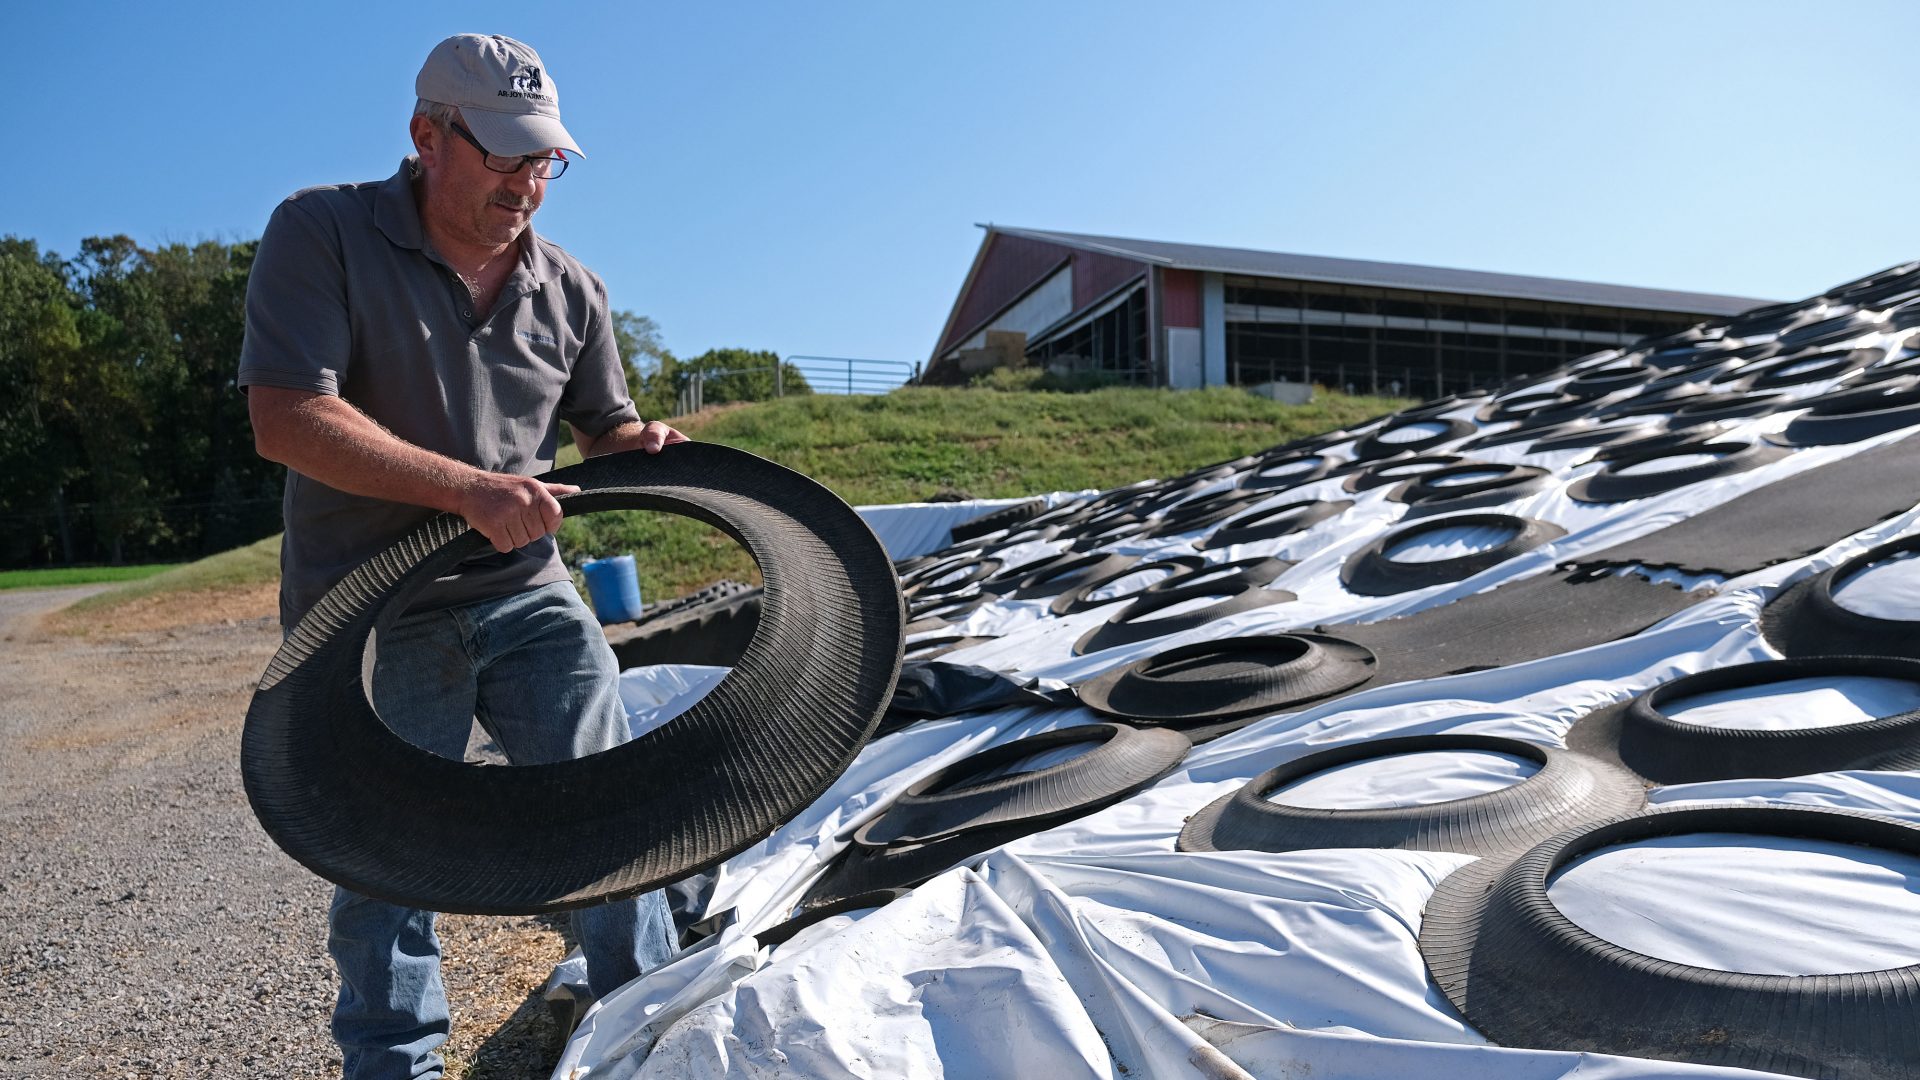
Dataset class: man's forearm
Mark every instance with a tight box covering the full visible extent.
[251,387,580,553]
[255,392,477,512]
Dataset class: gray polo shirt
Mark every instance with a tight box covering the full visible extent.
[238,157,640,626]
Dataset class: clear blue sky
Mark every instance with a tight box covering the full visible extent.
[12,2,1920,368]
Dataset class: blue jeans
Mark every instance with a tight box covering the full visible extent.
[328,581,676,1080]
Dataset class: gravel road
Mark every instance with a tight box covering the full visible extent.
[0,586,569,1079]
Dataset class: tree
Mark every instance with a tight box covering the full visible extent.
[0,238,82,562]
[612,310,669,379]
[609,309,679,420]
[0,233,281,567]
[673,348,813,410]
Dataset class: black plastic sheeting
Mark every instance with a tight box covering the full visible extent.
[878,660,1073,737]
[1323,570,1703,686]
[1570,433,1920,576]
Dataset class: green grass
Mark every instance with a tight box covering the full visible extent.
[61,534,283,614]
[53,385,1407,617]
[558,385,1406,602]
[0,563,177,590]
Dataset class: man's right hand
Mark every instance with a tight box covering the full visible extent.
[457,472,583,553]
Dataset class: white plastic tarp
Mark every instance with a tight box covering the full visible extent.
[561,349,1920,1080]
[856,490,1097,560]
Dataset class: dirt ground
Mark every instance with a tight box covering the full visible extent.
[0,584,573,1078]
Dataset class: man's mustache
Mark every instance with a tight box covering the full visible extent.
[491,195,538,211]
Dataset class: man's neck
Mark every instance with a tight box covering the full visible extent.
[412,179,521,276]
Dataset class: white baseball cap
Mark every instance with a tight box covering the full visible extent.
[415,34,583,158]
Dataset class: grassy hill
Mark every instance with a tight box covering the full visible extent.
[558,385,1405,601]
[69,385,1407,616]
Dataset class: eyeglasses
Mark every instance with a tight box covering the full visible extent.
[446,121,569,179]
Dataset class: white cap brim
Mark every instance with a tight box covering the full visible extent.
[463,107,584,158]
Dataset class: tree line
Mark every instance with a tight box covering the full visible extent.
[0,235,808,570]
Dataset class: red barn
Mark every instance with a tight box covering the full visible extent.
[926,226,1776,399]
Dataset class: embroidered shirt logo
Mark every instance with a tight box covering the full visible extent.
[517,329,558,347]
[499,66,551,101]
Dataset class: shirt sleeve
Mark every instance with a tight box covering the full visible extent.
[237,198,351,397]
[559,271,644,438]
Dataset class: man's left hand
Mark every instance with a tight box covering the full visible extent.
[636,420,689,454]
[574,418,691,458]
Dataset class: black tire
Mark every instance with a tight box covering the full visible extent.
[900,553,1003,599]
[1587,422,1735,463]
[898,547,984,589]
[1178,733,1645,856]
[1525,422,1663,455]
[1140,489,1262,539]
[1390,463,1553,517]
[1064,514,1151,552]
[1772,310,1887,352]
[1587,381,1720,419]
[1048,555,1206,617]
[609,587,764,668]
[798,725,1190,909]
[1167,455,1261,488]
[1827,262,1920,305]
[1562,361,1653,400]
[1761,534,1920,661]
[1730,346,1882,392]
[1141,554,1291,595]
[1236,452,1340,493]
[1124,476,1223,519]
[1724,298,1822,339]
[1769,376,1920,447]
[1623,354,1758,394]
[241,443,902,915]
[948,499,1046,544]
[854,723,1192,846]
[1073,581,1296,656]
[1476,391,1580,425]
[633,579,756,626]
[1841,353,1920,387]
[1351,418,1475,461]
[1420,804,1920,1078]
[1073,633,1377,722]
[1197,498,1352,551]
[996,551,1140,601]
[1341,454,1468,493]
[1568,440,1790,504]
[904,590,992,629]
[1612,656,1920,782]
[1397,391,1489,419]
[1664,391,1793,428]
[1460,418,1592,452]
[1341,513,1565,597]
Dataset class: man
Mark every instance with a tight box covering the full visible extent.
[238,33,683,1080]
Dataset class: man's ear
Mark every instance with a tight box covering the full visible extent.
[409,114,442,167]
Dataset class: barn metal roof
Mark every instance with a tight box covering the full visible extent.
[987,225,1779,316]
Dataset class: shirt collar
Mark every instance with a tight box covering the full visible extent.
[374,157,426,251]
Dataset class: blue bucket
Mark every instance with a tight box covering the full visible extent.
[581,554,645,624]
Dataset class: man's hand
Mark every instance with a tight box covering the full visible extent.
[457,472,582,553]
[637,419,690,453]
[574,418,692,457]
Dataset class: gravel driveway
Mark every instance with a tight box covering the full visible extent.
[0,586,568,1079]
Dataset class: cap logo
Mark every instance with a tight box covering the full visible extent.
[498,65,551,101]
